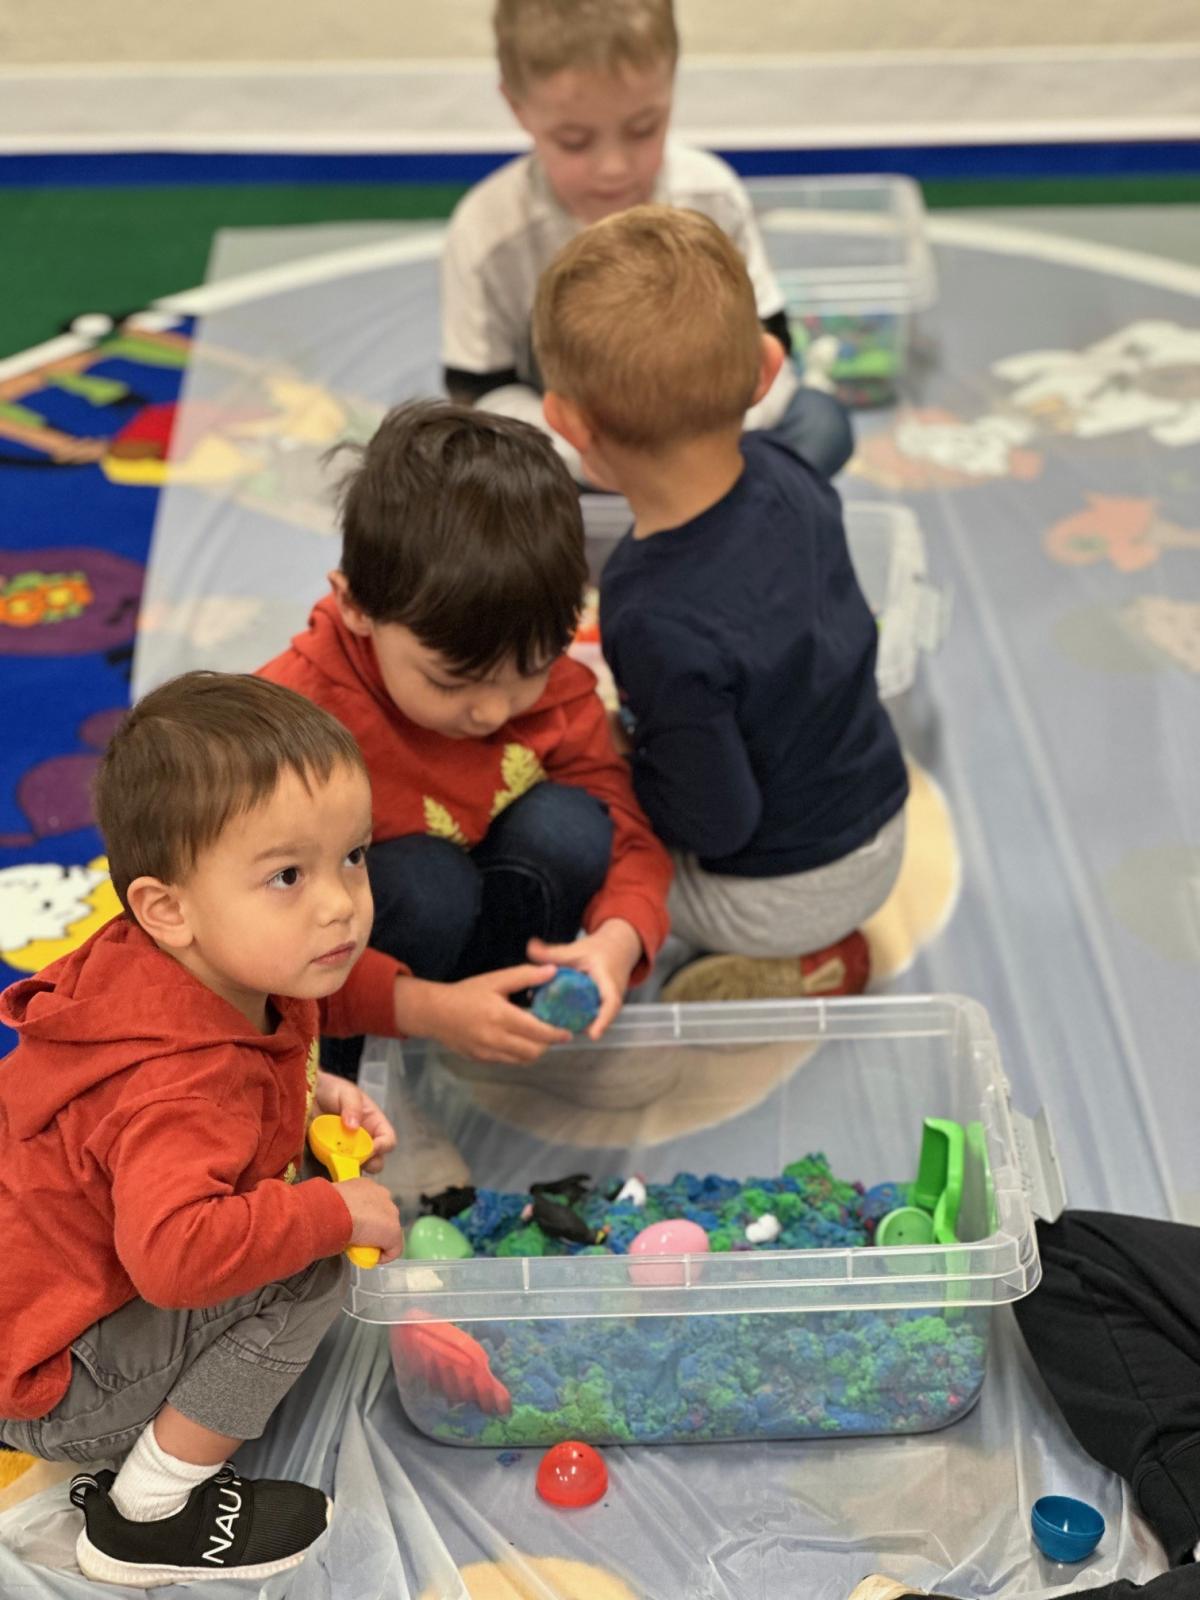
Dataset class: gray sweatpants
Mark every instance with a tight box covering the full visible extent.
[0,1254,347,1464]
[668,808,907,957]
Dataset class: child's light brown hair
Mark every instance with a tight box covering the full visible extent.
[95,672,366,911]
[495,0,678,100]
[533,203,763,450]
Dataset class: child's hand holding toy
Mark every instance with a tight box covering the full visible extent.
[336,1176,405,1265]
[393,965,573,1065]
[528,917,641,1040]
[308,1112,404,1267]
[313,1069,396,1173]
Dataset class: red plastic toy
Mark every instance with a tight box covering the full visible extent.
[536,1440,608,1508]
[390,1320,512,1415]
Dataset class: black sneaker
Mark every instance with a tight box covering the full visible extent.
[70,1465,331,1587]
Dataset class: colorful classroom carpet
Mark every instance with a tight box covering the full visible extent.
[0,176,473,1059]
[0,317,197,1045]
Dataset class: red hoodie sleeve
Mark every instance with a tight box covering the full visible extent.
[319,945,408,1039]
[108,1099,352,1308]
[543,672,673,982]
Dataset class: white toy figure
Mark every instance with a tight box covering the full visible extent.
[745,1213,782,1245]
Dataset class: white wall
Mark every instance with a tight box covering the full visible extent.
[1,0,1198,64]
[2,0,1198,152]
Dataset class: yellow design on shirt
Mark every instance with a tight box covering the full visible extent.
[490,743,545,820]
[420,745,544,847]
[285,1039,323,1185]
[423,795,469,847]
[304,1037,320,1112]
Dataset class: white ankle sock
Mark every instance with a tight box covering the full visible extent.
[110,1422,219,1522]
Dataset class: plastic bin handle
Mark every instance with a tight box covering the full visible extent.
[1009,1107,1066,1223]
[915,578,952,655]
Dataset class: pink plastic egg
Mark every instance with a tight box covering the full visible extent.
[628,1219,710,1286]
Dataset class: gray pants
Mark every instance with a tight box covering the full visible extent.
[668,808,907,957]
[0,1255,347,1464]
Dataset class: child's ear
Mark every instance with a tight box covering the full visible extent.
[328,571,373,638]
[544,391,593,455]
[126,877,192,950]
[751,332,787,406]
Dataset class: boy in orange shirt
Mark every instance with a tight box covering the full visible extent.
[0,673,403,1586]
[259,401,672,1077]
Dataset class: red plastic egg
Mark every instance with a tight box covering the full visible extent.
[536,1440,608,1508]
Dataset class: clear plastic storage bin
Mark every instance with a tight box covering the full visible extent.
[845,502,949,701]
[748,174,937,407]
[572,500,947,704]
[353,996,1052,1449]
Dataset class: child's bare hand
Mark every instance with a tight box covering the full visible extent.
[337,1177,404,1262]
[314,1071,397,1173]
[528,918,642,1040]
[396,967,571,1064]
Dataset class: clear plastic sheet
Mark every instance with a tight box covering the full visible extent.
[33,206,1187,1593]
[133,223,443,688]
[133,211,1200,1219]
[0,1307,1166,1598]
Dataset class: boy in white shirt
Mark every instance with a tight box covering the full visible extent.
[441,0,853,484]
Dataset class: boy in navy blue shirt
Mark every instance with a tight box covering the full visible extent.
[533,204,908,999]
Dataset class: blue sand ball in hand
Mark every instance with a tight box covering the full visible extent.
[531,968,602,1033]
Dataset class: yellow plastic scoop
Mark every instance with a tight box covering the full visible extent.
[308,1114,380,1269]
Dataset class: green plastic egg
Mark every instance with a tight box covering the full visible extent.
[406,1215,473,1261]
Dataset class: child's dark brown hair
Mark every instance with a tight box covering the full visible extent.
[335,400,587,678]
[95,671,366,911]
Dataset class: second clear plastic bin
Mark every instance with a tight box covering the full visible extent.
[354,995,1050,1450]
[749,173,937,407]
[572,500,947,704]
[844,502,949,701]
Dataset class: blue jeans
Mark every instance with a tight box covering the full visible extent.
[322,782,614,1076]
[761,381,855,480]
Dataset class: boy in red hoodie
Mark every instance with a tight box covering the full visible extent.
[259,400,672,1079]
[0,672,404,1587]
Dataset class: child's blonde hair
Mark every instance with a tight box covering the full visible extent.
[533,204,763,451]
[494,0,678,100]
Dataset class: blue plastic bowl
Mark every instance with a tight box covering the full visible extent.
[1031,1496,1105,1563]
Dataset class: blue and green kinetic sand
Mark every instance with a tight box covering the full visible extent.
[396,1151,988,1447]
